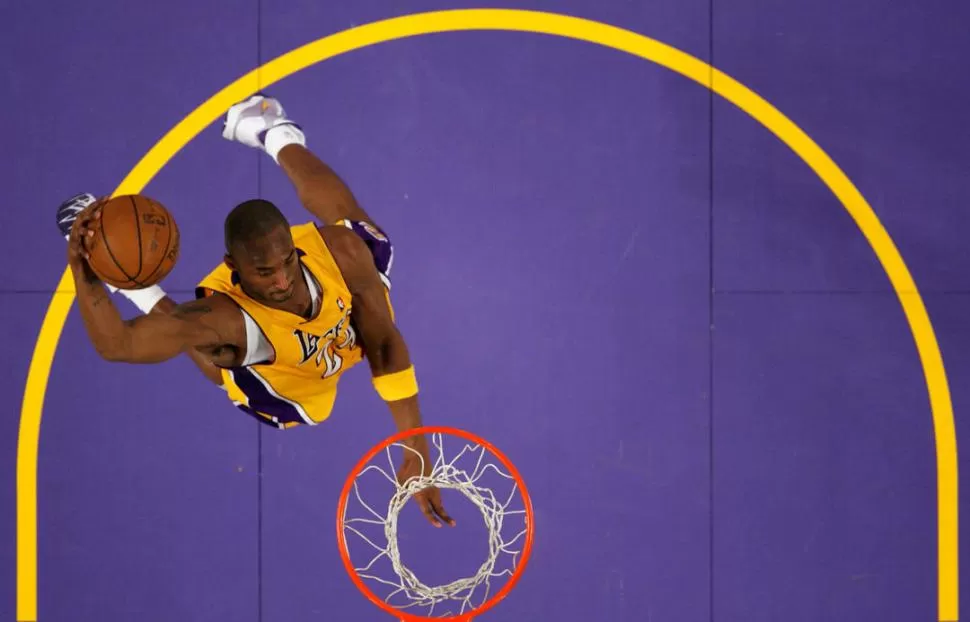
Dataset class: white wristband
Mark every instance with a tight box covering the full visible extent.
[263,123,306,163]
[123,285,167,314]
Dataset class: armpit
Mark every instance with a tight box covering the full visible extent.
[200,343,243,368]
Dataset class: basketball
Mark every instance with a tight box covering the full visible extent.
[83,194,180,289]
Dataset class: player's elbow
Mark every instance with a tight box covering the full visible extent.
[95,340,131,362]
[93,332,135,363]
[96,345,125,362]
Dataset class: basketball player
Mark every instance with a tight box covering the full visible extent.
[58,94,454,528]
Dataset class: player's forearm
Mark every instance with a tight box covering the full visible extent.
[388,395,432,474]
[277,144,361,223]
[71,269,131,362]
[387,395,423,432]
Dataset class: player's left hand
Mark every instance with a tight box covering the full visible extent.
[397,456,456,528]
[66,201,103,279]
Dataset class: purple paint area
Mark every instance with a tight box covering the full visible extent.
[713,0,970,293]
[39,309,260,622]
[712,99,891,293]
[713,293,936,621]
[1,1,968,622]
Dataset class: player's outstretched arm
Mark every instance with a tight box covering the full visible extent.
[276,144,374,226]
[68,212,240,365]
[325,226,455,529]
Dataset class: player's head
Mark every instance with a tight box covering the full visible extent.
[223,199,300,304]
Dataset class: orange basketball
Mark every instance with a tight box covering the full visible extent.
[84,194,180,289]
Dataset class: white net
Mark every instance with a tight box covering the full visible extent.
[340,432,531,619]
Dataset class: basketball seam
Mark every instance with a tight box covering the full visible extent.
[130,196,145,286]
[98,200,136,285]
[137,200,175,288]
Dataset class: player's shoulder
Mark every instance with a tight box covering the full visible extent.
[174,292,239,320]
[315,224,380,289]
[312,223,366,257]
[289,221,361,256]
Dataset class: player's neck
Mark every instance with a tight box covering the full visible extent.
[285,269,319,320]
[273,281,313,319]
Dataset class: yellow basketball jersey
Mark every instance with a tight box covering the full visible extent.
[195,222,374,429]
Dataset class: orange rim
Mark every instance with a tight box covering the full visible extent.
[336,425,535,621]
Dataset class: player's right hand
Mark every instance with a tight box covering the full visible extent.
[397,455,456,528]
[413,483,455,529]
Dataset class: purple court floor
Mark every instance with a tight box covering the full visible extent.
[3,1,969,621]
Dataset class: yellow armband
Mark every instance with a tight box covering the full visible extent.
[372,365,419,401]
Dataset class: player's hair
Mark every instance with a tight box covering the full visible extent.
[224,199,289,254]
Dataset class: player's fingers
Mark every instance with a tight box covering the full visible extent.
[75,206,101,235]
[70,237,85,258]
[82,206,98,225]
[432,500,456,527]
[67,231,82,255]
[430,488,456,527]
[73,225,94,248]
[417,493,442,528]
[70,225,91,258]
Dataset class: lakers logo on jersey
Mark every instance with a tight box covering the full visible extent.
[294,305,357,379]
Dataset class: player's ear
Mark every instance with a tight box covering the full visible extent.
[223,254,236,271]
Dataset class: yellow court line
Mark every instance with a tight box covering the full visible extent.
[16,8,958,621]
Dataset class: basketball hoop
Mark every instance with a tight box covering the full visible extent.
[336,426,535,621]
